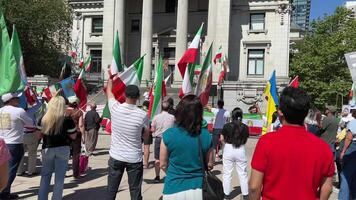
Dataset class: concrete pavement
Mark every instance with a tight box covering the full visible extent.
[11,134,339,200]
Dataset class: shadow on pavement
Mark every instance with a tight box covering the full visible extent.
[63,187,126,200]
[230,186,242,199]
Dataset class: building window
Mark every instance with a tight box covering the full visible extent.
[92,17,103,33]
[131,19,140,32]
[248,49,264,75]
[90,50,102,73]
[166,0,176,13]
[250,13,265,30]
[163,47,175,59]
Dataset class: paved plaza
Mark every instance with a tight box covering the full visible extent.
[11,133,339,200]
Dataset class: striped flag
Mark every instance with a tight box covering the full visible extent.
[110,31,123,76]
[73,69,87,108]
[213,45,222,64]
[262,70,279,135]
[83,55,92,72]
[42,83,61,101]
[195,43,213,106]
[148,56,164,119]
[11,25,27,85]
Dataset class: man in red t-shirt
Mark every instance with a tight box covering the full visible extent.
[249,87,335,200]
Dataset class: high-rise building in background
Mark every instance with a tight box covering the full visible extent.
[345,1,356,18]
[291,0,311,30]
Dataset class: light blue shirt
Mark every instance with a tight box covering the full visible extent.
[347,119,356,136]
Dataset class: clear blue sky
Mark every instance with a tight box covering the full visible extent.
[310,0,348,20]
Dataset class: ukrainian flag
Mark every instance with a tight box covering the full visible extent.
[262,70,279,135]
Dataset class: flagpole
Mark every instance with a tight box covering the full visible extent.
[79,89,105,111]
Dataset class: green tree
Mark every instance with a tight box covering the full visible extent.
[0,0,72,77]
[290,7,356,109]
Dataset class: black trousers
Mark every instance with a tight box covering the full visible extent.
[106,157,143,200]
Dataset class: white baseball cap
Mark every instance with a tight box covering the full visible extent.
[68,96,79,104]
[1,92,22,102]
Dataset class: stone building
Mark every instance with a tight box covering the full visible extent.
[69,0,291,111]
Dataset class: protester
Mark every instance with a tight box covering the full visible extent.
[305,108,322,136]
[141,100,152,168]
[151,101,175,182]
[166,97,175,115]
[160,95,213,199]
[66,97,84,179]
[106,77,150,200]
[249,87,334,200]
[17,99,43,177]
[320,105,338,150]
[338,109,356,199]
[0,138,11,192]
[38,96,77,200]
[84,102,101,156]
[221,107,249,200]
[0,92,34,200]
[208,100,230,162]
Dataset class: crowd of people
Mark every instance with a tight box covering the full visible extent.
[0,74,355,200]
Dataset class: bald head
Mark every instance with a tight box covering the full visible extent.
[90,102,97,110]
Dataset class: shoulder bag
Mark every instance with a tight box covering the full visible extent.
[198,134,224,200]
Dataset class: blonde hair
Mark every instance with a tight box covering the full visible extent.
[41,96,66,135]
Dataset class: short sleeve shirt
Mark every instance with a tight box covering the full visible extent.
[162,127,212,195]
[152,111,175,137]
[347,118,356,137]
[41,117,76,149]
[0,138,10,165]
[211,108,230,129]
[0,105,34,144]
[109,98,149,163]
[251,125,335,200]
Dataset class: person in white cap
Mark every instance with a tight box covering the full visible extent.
[0,92,34,200]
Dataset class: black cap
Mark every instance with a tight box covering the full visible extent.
[125,85,140,99]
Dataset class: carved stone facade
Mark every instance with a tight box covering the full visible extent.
[69,0,291,111]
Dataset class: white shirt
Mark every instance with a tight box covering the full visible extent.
[0,105,33,144]
[212,108,230,129]
[108,98,149,163]
[152,111,175,137]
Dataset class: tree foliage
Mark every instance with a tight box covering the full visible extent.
[0,0,72,77]
[290,7,356,109]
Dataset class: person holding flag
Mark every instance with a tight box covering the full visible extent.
[105,73,149,200]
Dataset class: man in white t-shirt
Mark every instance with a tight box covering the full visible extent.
[106,77,149,200]
[209,100,230,161]
[0,92,33,200]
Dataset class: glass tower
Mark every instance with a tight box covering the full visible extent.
[291,0,311,30]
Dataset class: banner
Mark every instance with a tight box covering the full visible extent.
[345,52,356,82]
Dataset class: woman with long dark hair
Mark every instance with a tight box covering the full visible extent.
[160,95,213,199]
[221,107,249,200]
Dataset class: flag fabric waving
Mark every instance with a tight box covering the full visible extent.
[177,23,204,97]
[349,83,356,105]
[148,56,164,119]
[110,31,123,76]
[59,77,77,102]
[83,55,92,72]
[11,25,27,84]
[262,70,279,135]
[289,76,299,88]
[112,55,145,103]
[74,69,87,108]
[195,43,213,106]
[42,83,61,101]
[0,11,25,95]
[213,45,222,64]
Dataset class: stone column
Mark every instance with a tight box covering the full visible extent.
[101,0,115,80]
[174,0,188,83]
[207,0,217,46]
[140,0,153,84]
[115,0,125,62]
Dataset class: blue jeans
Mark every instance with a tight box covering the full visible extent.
[106,157,143,200]
[38,146,70,200]
[0,144,24,197]
[339,142,356,200]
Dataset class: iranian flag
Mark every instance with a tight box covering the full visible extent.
[83,55,92,72]
[110,31,123,76]
[112,55,144,103]
[195,43,213,106]
[74,69,87,108]
[289,76,299,88]
[11,25,27,84]
[177,23,204,97]
[79,54,84,68]
[213,45,222,64]
[42,83,61,101]
[24,86,37,106]
[148,57,164,118]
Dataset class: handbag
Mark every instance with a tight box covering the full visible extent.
[79,143,89,175]
[198,134,224,200]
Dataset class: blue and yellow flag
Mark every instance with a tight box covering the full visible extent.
[262,70,279,135]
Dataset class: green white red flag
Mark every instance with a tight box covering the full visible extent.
[73,69,87,108]
[112,55,145,103]
[110,31,123,76]
[83,55,92,72]
[148,56,164,119]
[195,43,213,106]
[42,83,61,101]
[213,45,222,64]
[0,11,25,95]
[11,25,27,85]
[178,23,204,98]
